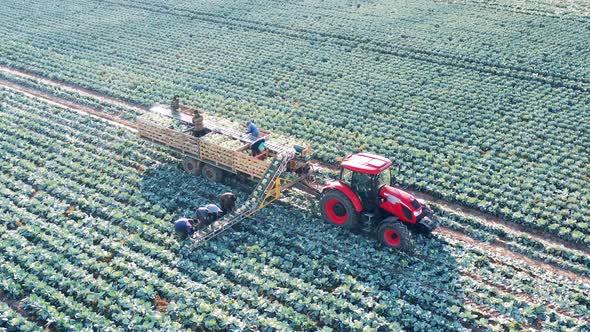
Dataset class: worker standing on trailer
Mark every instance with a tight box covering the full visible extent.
[219,192,237,215]
[245,121,259,140]
[171,95,180,113]
[251,135,269,160]
[172,217,194,238]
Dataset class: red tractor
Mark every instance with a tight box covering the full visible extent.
[319,153,438,251]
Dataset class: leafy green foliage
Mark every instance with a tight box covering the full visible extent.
[0,0,588,244]
[0,88,589,331]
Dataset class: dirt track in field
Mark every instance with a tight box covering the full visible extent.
[0,65,147,113]
[437,228,590,287]
[411,190,590,256]
[1,65,589,287]
[0,78,138,132]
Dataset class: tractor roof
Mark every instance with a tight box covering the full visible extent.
[341,153,392,175]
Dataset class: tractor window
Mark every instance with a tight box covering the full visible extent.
[351,172,373,201]
[340,168,353,186]
[378,170,390,187]
[352,172,372,190]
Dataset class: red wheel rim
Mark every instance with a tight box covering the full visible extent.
[383,229,401,247]
[325,199,348,225]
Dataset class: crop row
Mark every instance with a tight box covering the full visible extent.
[2,74,589,329]
[0,2,587,245]
[0,69,142,121]
[436,206,590,277]
[0,300,41,332]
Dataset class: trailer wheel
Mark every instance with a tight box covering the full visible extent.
[182,157,201,175]
[377,217,414,252]
[320,190,359,229]
[201,164,224,183]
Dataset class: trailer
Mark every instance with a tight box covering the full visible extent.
[138,103,311,182]
[137,102,314,244]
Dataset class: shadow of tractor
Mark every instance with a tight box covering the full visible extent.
[139,163,472,331]
[168,192,469,330]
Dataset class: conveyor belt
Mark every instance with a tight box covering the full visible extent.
[191,151,294,245]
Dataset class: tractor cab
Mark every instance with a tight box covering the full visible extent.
[339,153,393,211]
[320,153,438,251]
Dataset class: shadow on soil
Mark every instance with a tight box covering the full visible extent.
[138,164,468,331]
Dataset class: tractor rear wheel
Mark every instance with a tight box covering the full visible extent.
[377,217,414,251]
[201,164,224,183]
[320,190,359,229]
[182,157,201,175]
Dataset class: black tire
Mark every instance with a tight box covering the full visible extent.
[201,164,224,182]
[182,157,201,175]
[319,190,359,229]
[414,223,435,237]
[377,217,414,251]
[415,205,436,236]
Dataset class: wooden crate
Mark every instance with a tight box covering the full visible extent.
[138,117,271,179]
[200,141,235,170]
[234,153,270,178]
[137,119,200,157]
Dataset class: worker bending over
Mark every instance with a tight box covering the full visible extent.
[172,217,194,238]
[206,204,223,223]
[219,192,237,215]
[195,207,209,228]
[172,204,225,238]
[251,135,270,160]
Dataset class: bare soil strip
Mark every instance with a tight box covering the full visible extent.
[1,71,589,287]
[0,291,38,327]
[411,190,590,255]
[0,79,137,132]
[437,228,590,286]
[0,65,146,112]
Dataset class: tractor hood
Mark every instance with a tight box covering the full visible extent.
[379,186,417,210]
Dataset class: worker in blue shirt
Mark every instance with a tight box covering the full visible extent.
[172,217,194,238]
[245,121,259,139]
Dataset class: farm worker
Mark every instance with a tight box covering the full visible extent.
[171,95,180,113]
[251,135,270,159]
[206,204,223,223]
[219,192,237,215]
[295,161,312,176]
[172,217,194,238]
[245,121,259,139]
[195,207,209,228]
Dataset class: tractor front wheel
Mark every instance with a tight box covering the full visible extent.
[377,217,414,251]
[319,190,359,229]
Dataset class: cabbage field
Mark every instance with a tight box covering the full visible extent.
[0,86,588,331]
[1,0,589,246]
[0,0,589,331]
